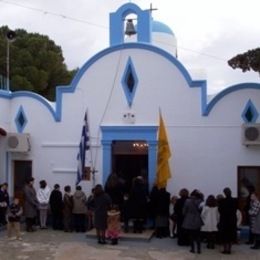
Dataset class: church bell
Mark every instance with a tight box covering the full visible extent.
[125,19,136,36]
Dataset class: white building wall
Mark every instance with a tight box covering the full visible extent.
[0,44,260,198]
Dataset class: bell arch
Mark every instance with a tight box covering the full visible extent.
[109,2,152,46]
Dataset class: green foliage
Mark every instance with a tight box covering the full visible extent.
[0,26,77,100]
[228,48,260,75]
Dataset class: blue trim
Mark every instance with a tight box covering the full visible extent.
[204,83,260,116]
[241,99,259,123]
[152,20,174,35]
[15,105,28,133]
[109,3,151,46]
[0,43,259,121]
[101,125,158,190]
[121,57,139,107]
[0,89,64,122]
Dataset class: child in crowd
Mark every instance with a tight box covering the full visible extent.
[7,198,23,240]
[106,205,121,245]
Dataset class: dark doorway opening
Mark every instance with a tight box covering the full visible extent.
[237,166,260,225]
[112,141,148,192]
[14,160,32,206]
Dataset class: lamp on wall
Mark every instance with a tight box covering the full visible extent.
[125,19,136,36]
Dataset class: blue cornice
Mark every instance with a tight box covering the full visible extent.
[204,83,260,116]
[0,43,259,121]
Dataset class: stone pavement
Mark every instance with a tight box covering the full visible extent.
[0,228,260,260]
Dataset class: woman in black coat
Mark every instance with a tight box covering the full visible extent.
[174,188,190,246]
[93,184,112,244]
[128,176,148,233]
[154,187,170,238]
[218,187,238,254]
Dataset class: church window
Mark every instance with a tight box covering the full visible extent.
[121,57,138,107]
[15,106,28,133]
[241,99,258,123]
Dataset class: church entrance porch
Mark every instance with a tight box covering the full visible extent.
[101,125,158,191]
[111,141,148,192]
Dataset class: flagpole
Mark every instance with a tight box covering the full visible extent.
[84,109,97,188]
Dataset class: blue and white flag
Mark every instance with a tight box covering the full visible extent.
[76,111,90,185]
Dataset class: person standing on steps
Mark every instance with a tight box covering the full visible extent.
[93,184,111,244]
[106,205,121,245]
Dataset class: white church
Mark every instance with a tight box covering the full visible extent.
[0,3,260,210]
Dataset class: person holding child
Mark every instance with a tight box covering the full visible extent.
[7,198,23,240]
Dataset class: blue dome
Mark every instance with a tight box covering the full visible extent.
[152,20,174,36]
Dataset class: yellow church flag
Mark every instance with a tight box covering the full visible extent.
[156,111,171,189]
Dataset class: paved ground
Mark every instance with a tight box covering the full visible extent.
[0,228,260,260]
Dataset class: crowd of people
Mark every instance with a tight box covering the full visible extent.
[0,175,260,254]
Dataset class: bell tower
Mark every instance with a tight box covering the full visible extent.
[109,3,152,46]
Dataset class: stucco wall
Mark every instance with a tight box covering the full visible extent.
[0,44,259,198]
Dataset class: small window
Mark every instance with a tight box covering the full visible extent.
[241,100,258,123]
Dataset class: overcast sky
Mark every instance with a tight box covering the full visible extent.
[0,0,259,95]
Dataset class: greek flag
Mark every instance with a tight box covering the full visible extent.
[76,111,90,185]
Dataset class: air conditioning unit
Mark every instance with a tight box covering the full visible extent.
[6,133,31,152]
[242,124,260,146]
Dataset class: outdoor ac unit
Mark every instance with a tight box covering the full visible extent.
[242,124,260,146]
[6,133,31,152]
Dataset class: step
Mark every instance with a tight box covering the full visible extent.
[86,228,154,242]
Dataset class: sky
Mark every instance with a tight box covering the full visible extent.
[0,0,259,95]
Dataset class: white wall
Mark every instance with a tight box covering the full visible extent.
[1,46,260,198]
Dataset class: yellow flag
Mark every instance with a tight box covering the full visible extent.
[156,112,171,188]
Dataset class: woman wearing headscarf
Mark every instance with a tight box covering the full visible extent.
[93,184,112,244]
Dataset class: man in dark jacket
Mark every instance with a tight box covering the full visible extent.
[24,178,38,232]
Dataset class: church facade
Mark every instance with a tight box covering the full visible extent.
[0,3,260,203]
